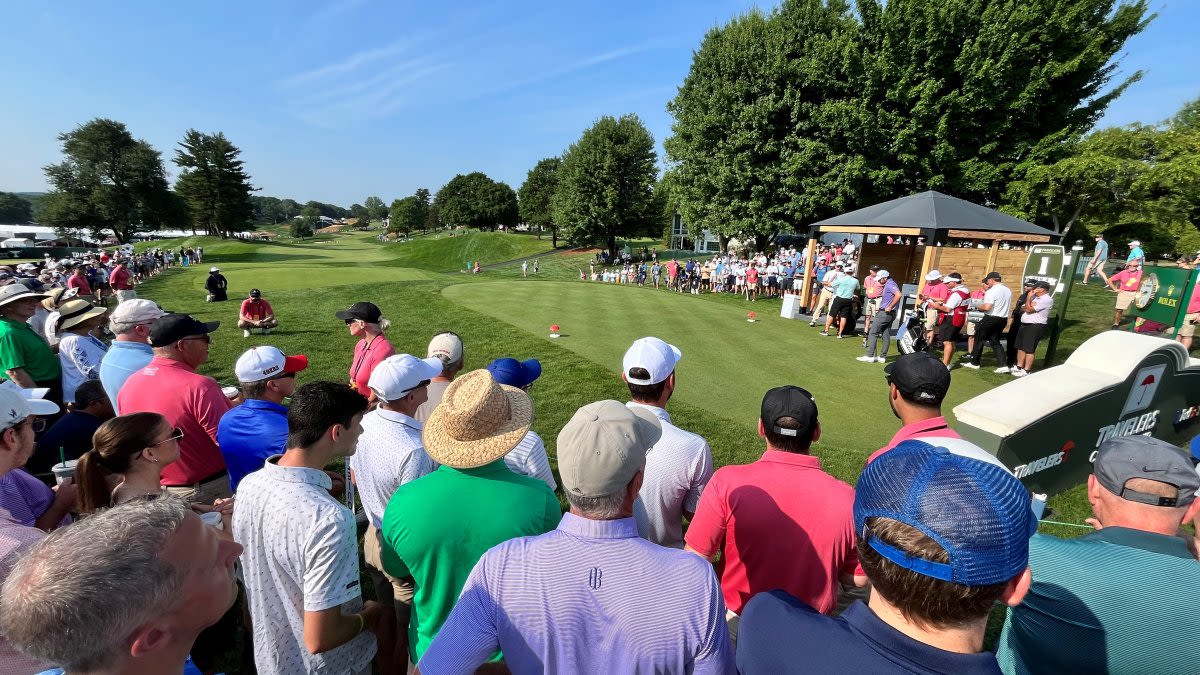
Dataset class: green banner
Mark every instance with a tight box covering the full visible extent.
[1127,266,1199,336]
[1022,244,1066,296]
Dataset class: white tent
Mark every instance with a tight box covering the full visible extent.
[0,238,32,249]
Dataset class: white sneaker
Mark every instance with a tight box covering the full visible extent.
[874,356,886,363]
[963,362,980,370]
[1011,368,1027,378]
[243,329,251,338]
[856,355,875,362]
[946,363,954,371]
[994,366,1010,374]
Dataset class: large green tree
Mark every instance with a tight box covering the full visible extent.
[553,114,658,257]
[0,193,33,223]
[363,195,387,223]
[434,172,518,230]
[291,206,318,238]
[519,157,562,246]
[389,196,424,237]
[41,118,175,243]
[173,130,256,237]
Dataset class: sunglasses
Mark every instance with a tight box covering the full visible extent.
[150,427,184,446]
[179,334,211,344]
[16,418,46,433]
[400,379,431,395]
[344,318,361,325]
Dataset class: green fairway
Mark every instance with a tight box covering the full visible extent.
[126,230,1153,534]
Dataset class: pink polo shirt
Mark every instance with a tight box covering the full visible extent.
[867,416,961,464]
[924,280,949,302]
[349,335,395,397]
[118,356,234,485]
[684,450,860,615]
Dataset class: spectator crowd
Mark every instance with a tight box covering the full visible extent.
[0,248,1197,675]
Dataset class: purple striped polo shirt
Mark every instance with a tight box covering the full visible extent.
[418,512,735,674]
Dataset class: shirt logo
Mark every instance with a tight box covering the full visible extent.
[588,567,603,590]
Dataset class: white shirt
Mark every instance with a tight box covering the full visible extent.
[57,332,108,404]
[350,407,436,529]
[43,311,61,346]
[822,269,842,285]
[626,402,714,549]
[504,430,557,491]
[982,283,1013,317]
[943,286,968,310]
[233,458,375,675]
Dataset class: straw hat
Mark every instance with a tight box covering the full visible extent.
[422,369,534,469]
[57,298,107,331]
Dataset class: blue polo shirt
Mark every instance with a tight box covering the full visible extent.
[98,341,153,414]
[737,593,1001,674]
[216,398,289,492]
[996,528,1200,674]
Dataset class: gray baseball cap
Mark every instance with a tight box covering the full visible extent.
[1094,436,1198,507]
[557,400,661,498]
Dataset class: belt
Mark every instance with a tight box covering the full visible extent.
[164,469,228,488]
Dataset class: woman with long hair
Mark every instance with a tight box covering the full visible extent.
[335,301,395,399]
[75,412,232,529]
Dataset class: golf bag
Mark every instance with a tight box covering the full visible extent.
[896,307,930,355]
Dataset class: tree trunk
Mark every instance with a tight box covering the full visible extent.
[719,234,730,254]
[607,230,617,260]
[551,227,558,248]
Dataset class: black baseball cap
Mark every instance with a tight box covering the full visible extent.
[761,385,818,438]
[983,272,1002,282]
[1034,280,1053,291]
[249,288,261,298]
[335,301,382,323]
[1022,277,1037,287]
[884,352,951,405]
[869,265,880,272]
[148,313,220,347]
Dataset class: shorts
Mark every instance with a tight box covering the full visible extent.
[1016,323,1047,352]
[1179,312,1199,338]
[1116,290,1137,310]
[865,297,880,315]
[924,309,939,330]
[830,297,854,321]
[966,319,976,337]
[938,318,963,343]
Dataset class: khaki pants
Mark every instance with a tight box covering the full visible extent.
[364,524,415,604]
[165,473,232,505]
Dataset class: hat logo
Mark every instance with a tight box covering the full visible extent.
[263,365,280,375]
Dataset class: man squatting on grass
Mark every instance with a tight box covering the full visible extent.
[1,284,1197,675]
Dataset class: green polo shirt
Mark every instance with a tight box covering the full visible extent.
[996,527,1200,674]
[380,459,561,662]
[0,317,61,383]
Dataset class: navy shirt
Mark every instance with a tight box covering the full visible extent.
[737,592,1002,675]
[32,411,104,477]
[216,399,289,492]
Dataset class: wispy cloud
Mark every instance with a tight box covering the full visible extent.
[465,41,662,102]
[292,63,452,127]
[279,40,416,88]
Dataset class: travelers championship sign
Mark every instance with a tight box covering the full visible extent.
[953,332,1200,495]
[1022,244,1066,295]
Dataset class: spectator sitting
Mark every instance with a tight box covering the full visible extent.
[996,436,1200,674]
[204,267,228,302]
[685,386,866,642]
[0,387,60,674]
[54,298,109,405]
[216,346,308,492]
[32,380,114,477]
[736,440,1037,674]
[868,352,960,463]
[233,382,384,675]
[487,357,557,490]
[1,496,242,675]
[420,400,735,674]
[238,288,278,337]
[99,299,166,414]
[381,370,561,664]
[622,337,714,548]
[351,353,442,674]
[117,313,234,504]
[414,331,464,423]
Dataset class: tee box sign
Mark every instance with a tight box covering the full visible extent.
[1022,244,1066,295]
[952,332,1200,495]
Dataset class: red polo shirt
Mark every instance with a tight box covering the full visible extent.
[117,356,234,485]
[867,416,961,464]
[684,450,860,615]
[240,298,274,321]
[108,266,132,290]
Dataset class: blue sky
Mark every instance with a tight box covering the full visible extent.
[2,1,1197,207]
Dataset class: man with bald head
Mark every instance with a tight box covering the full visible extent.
[996,436,1200,674]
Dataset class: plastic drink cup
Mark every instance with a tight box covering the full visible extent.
[52,460,77,485]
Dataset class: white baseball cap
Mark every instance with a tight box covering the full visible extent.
[0,386,59,431]
[924,269,942,281]
[622,337,682,386]
[1128,240,1140,247]
[427,332,463,366]
[110,299,167,325]
[875,270,890,280]
[234,346,308,383]
[369,354,443,402]
[210,267,220,272]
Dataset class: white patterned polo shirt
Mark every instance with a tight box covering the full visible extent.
[349,407,436,529]
[626,402,715,549]
[233,457,375,675]
[504,430,557,491]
